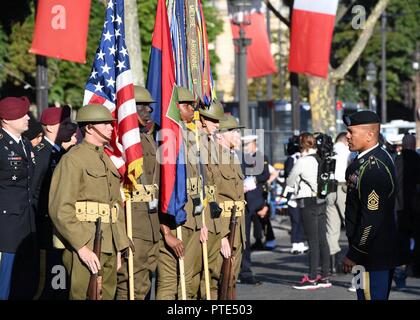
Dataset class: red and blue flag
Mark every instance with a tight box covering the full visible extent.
[147,0,187,225]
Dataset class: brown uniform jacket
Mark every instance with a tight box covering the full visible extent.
[131,132,160,242]
[182,126,203,231]
[49,140,129,254]
[215,145,246,248]
[199,130,221,234]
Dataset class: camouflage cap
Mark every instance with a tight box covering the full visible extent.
[134,85,155,104]
[198,100,225,121]
[76,104,115,123]
[219,115,244,131]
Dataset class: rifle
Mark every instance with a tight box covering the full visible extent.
[218,204,237,300]
[86,217,103,300]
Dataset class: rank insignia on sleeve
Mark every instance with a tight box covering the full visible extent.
[367,190,379,211]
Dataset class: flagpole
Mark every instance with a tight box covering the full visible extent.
[201,213,211,300]
[194,112,211,300]
[125,193,135,300]
[176,226,187,300]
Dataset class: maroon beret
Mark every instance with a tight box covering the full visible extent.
[40,107,71,125]
[0,96,30,120]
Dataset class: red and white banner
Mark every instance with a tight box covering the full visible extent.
[288,0,339,78]
[229,1,277,79]
[30,0,91,63]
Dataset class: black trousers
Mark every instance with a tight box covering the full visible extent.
[300,199,330,279]
[252,207,275,243]
[240,207,254,279]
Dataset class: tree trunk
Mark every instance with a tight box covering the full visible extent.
[124,0,144,86]
[307,76,336,135]
[308,0,389,135]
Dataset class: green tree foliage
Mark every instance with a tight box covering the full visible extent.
[1,1,105,106]
[202,0,224,79]
[1,0,223,107]
[0,24,9,84]
[333,0,420,104]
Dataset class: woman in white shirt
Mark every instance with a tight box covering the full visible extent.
[287,133,331,290]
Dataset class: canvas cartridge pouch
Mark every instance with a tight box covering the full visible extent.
[131,184,159,213]
[75,201,119,224]
[220,200,246,218]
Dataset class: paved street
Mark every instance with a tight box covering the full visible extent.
[236,214,420,300]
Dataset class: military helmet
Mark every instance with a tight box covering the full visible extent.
[198,100,225,121]
[134,85,155,104]
[219,115,244,131]
[177,87,196,103]
[76,104,115,123]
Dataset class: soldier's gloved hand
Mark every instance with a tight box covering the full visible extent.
[194,202,204,215]
[117,252,122,271]
[200,225,208,243]
[220,237,231,259]
[164,233,184,258]
[78,246,101,274]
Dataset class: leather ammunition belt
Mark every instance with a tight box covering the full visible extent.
[187,177,202,196]
[131,184,159,203]
[205,185,216,202]
[219,200,246,218]
[75,201,118,224]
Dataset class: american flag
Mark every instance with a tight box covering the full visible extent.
[83,0,142,183]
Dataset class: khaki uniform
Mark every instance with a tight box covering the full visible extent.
[156,126,203,300]
[196,131,223,299]
[214,146,246,288]
[116,132,160,300]
[49,140,129,300]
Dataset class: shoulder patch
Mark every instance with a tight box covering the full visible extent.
[367,190,379,211]
[35,143,45,151]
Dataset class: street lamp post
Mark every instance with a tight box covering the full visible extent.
[381,12,387,124]
[366,62,378,113]
[34,0,48,118]
[413,48,420,149]
[232,1,251,129]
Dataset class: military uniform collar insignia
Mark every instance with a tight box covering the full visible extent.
[0,133,3,139]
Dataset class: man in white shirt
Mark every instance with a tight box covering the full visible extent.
[326,132,351,275]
